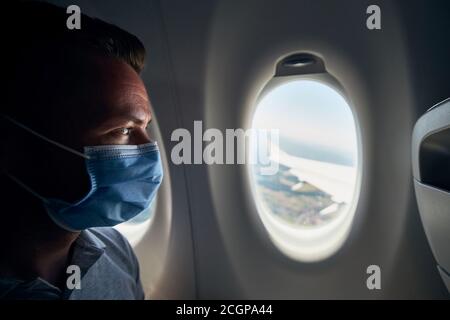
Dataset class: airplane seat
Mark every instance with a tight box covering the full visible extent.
[412,98,450,293]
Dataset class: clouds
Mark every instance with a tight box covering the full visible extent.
[252,80,358,158]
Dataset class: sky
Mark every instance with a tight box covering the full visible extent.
[252,80,358,164]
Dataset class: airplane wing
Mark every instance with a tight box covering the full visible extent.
[269,143,357,203]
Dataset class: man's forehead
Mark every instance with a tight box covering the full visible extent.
[94,57,147,94]
[82,56,152,123]
[103,102,151,124]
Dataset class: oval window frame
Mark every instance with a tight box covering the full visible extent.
[247,73,363,263]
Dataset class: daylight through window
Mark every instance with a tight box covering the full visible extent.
[249,79,360,262]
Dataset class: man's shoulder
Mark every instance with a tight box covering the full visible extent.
[69,227,144,300]
[81,227,139,274]
[85,227,130,250]
[84,227,134,256]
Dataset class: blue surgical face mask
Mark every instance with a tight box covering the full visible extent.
[3,115,163,231]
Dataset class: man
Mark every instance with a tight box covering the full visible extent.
[0,2,162,299]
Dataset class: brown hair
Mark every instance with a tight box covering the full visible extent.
[3,1,147,120]
[11,1,146,73]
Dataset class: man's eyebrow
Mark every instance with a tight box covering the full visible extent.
[125,113,152,125]
[97,108,152,128]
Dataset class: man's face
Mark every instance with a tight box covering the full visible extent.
[3,55,153,204]
[76,56,153,147]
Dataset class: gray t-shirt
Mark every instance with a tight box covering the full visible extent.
[0,227,145,300]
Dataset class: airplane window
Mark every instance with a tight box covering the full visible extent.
[249,79,361,262]
[114,192,158,246]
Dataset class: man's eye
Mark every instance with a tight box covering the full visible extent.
[117,128,132,136]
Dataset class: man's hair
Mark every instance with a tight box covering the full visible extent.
[12,1,146,73]
[4,1,146,120]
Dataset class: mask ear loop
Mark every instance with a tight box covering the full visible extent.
[1,114,90,159]
[3,171,48,203]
